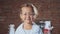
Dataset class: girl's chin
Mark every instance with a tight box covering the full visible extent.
[26,21,31,23]
[24,20,32,23]
[23,20,33,22]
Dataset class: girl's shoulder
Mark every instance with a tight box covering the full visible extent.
[16,23,23,30]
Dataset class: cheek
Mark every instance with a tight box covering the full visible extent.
[21,15,26,21]
[31,16,34,20]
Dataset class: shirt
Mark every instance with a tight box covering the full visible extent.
[15,22,43,34]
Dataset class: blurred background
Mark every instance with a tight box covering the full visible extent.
[0,0,60,34]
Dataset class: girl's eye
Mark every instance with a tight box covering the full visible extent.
[30,13,34,15]
[24,13,26,15]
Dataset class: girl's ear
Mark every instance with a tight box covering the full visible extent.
[34,15,37,20]
[20,14,22,19]
[20,14,24,22]
[34,15,38,20]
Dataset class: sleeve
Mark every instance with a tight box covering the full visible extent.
[39,28,43,34]
[15,24,22,34]
[34,25,43,34]
[15,26,21,34]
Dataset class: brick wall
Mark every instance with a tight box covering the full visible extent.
[0,0,60,34]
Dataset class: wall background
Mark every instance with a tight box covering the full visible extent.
[0,0,60,34]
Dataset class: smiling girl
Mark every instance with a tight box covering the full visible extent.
[15,3,43,34]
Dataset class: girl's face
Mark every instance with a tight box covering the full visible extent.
[20,7,35,24]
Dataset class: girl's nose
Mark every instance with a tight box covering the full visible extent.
[26,14,30,19]
[27,14,30,18]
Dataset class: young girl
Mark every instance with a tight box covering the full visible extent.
[15,3,43,34]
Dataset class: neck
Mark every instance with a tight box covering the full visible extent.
[23,23,32,30]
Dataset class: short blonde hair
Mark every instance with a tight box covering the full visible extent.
[20,3,38,18]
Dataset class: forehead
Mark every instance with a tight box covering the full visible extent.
[21,7,33,13]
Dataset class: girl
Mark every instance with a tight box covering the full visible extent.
[15,3,43,34]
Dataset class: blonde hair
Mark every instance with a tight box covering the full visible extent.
[20,3,38,18]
